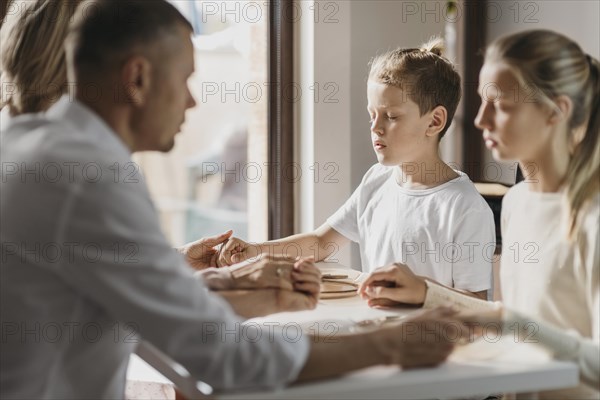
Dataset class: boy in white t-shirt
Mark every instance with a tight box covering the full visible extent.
[218,38,495,301]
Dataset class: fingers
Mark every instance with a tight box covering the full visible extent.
[184,249,217,271]
[359,266,426,305]
[454,309,503,340]
[293,281,321,296]
[367,297,401,308]
[400,341,454,369]
[201,230,233,247]
[401,308,473,344]
[293,257,321,278]
[259,257,321,295]
[218,240,235,267]
[219,238,245,266]
[382,319,456,369]
[276,290,315,312]
[262,262,295,290]
[291,257,321,296]
[363,285,396,300]
[362,285,423,306]
[292,269,321,286]
[262,254,298,263]
[228,248,288,266]
[233,256,319,292]
[386,312,467,369]
[208,250,219,270]
[293,255,316,268]
[357,268,398,296]
[230,252,244,265]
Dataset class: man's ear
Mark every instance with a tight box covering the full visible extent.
[425,105,447,138]
[120,56,152,106]
[548,95,573,126]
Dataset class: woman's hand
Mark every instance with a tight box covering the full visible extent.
[357,263,427,307]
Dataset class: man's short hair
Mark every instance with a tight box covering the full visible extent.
[66,0,193,79]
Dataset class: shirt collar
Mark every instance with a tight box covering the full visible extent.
[46,95,132,157]
[0,106,47,133]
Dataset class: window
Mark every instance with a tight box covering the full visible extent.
[134,0,272,246]
[137,0,499,248]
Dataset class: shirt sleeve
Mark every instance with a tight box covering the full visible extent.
[423,280,500,311]
[451,204,495,293]
[423,282,599,388]
[54,161,309,391]
[504,309,599,388]
[326,181,362,243]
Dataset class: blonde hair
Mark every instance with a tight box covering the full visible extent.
[486,30,599,237]
[368,37,461,139]
[0,0,81,115]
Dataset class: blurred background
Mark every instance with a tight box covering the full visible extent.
[134,0,269,246]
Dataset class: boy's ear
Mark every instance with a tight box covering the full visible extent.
[425,105,447,138]
[119,55,153,107]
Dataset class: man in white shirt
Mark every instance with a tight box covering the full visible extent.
[0,1,464,398]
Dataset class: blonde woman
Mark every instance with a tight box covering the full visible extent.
[359,29,599,398]
[0,0,80,118]
[472,30,598,397]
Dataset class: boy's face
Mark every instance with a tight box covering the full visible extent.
[367,81,433,166]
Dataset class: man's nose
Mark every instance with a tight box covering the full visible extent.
[188,92,197,109]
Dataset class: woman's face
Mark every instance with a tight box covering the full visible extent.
[474,61,554,162]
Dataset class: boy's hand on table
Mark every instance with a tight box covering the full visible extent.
[178,230,233,270]
[217,236,260,267]
[358,263,427,307]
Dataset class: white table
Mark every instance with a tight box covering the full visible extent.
[128,263,579,399]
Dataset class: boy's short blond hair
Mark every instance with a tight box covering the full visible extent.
[368,37,461,139]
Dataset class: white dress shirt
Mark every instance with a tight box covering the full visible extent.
[0,97,308,399]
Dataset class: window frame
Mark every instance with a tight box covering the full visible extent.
[267,0,295,239]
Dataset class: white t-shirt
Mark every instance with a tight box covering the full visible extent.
[500,183,599,397]
[422,182,599,397]
[327,164,495,292]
